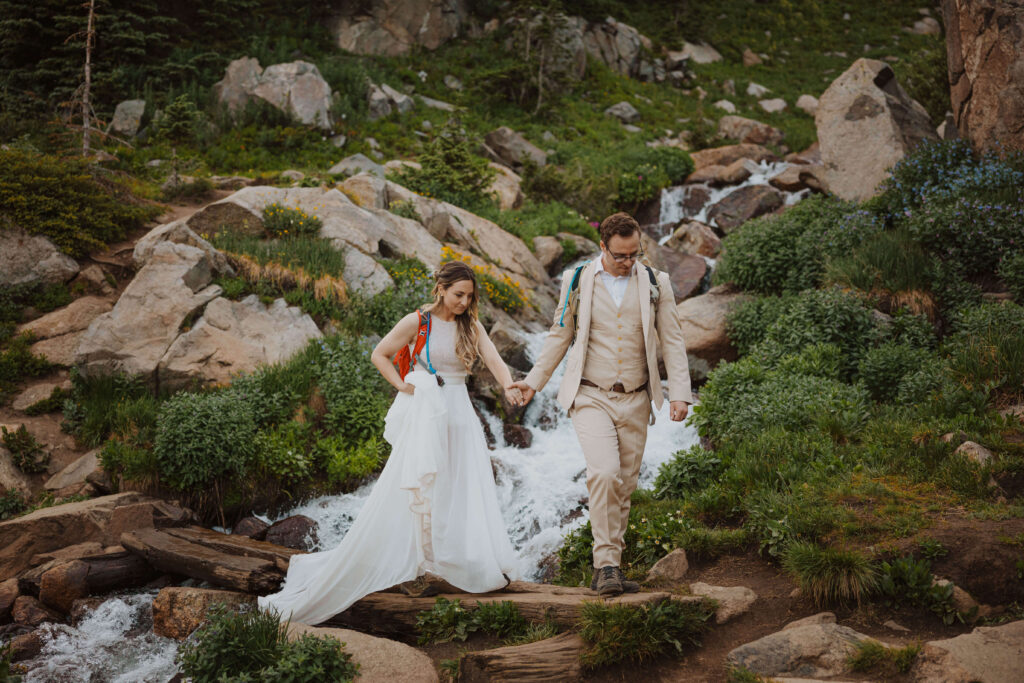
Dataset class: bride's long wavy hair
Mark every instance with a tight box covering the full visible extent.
[426,261,480,371]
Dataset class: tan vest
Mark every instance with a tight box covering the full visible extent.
[581,274,648,392]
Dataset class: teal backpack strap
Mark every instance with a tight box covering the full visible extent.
[557,264,586,328]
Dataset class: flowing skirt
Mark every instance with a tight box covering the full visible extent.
[258,371,519,625]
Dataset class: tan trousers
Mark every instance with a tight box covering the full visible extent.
[570,385,651,568]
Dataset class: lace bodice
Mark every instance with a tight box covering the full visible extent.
[424,317,467,376]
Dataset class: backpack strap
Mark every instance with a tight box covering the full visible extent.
[644,265,660,306]
[411,309,435,374]
[558,264,586,329]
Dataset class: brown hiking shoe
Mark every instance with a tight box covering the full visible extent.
[615,567,640,593]
[593,566,623,596]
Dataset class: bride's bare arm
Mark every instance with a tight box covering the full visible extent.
[371,312,421,394]
[476,321,524,405]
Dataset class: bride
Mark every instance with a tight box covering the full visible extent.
[259,261,523,625]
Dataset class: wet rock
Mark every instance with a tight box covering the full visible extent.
[9,629,44,661]
[690,143,776,170]
[727,623,881,678]
[0,227,80,288]
[914,620,1024,683]
[0,578,19,624]
[39,560,91,613]
[665,221,721,258]
[152,586,255,640]
[265,515,319,551]
[489,316,530,373]
[816,58,937,201]
[12,595,63,627]
[232,517,269,540]
[690,582,756,624]
[707,185,783,233]
[69,596,106,626]
[503,423,533,449]
[646,549,689,582]
[718,115,785,146]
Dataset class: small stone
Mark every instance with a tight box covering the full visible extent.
[689,582,756,624]
[713,99,736,113]
[796,94,819,116]
[604,101,640,123]
[623,124,642,133]
[646,548,689,582]
[723,79,736,95]
[279,169,304,182]
[742,48,763,67]
[884,619,910,632]
[443,75,463,91]
[759,98,787,113]
[329,134,347,148]
[955,441,993,465]
[746,82,770,97]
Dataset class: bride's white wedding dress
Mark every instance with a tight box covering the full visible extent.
[259,318,519,625]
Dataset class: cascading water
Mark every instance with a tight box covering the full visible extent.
[277,329,701,579]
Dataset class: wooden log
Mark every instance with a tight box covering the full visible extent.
[460,632,587,682]
[121,528,284,594]
[326,589,671,638]
[161,526,303,565]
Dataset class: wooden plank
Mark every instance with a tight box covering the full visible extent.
[460,632,587,682]
[121,528,283,594]
[326,589,671,638]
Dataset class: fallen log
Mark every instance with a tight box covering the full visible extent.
[326,589,672,638]
[121,527,284,594]
[460,632,587,682]
[39,551,157,612]
[162,526,303,565]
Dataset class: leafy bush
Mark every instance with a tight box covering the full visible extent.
[616,163,670,208]
[783,542,878,606]
[315,337,393,445]
[725,294,794,356]
[0,489,27,520]
[848,641,921,676]
[906,197,1024,276]
[877,555,961,624]
[998,251,1024,302]
[253,422,314,488]
[261,203,323,239]
[858,342,939,403]
[415,598,530,645]
[61,371,153,448]
[0,149,159,257]
[714,195,873,294]
[0,332,53,403]
[154,390,257,492]
[485,200,597,246]
[315,434,385,489]
[393,119,496,210]
[653,446,723,499]
[1,424,48,473]
[578,598,713,668]
[944,302,1024,399]
[178,604,357,683]
[343,257,434,337]
[387,199,422,222]
[824,229,935,311]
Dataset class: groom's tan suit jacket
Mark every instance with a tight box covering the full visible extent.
[524,260,693,409]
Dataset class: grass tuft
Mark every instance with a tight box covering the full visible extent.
[782,542,878,607]
[578,598,714,668]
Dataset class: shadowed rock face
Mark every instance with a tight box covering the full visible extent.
[943,0,1024,155]
[331,0,469,56]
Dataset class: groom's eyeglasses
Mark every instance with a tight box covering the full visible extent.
[608,248,643,263]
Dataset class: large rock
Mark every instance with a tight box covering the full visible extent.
[152,586,255,640]
[913,620,1024,683]
[680,41,722,64]
[663,251,708,303]
[718,115,785,146]
[943,0,1024,154]
[265,515,319,551]
[75,242,223,379]
[12,595,63,627]
[44,449,101,492]
[157,295,322,390]
[0,227,79,288]
[0,492,167,581]
[689,582,756,624]
[133,220,234,274]
[483,127,547,170]
[690,143,776,170]
[727,623,880,678]
[331,0,468,56]
[19,296,112,343]
[287,622,439,682]
[605,101,640,123]
[579,17,652,78]
[707,185,783,232]
[488,162,524,211]
[665,221,721,258]
[533,236,564,274]
[815,58,938,201]
[329,153,388,178]
[212,58,332,129]
[0,578,18,624]
[769,165,829,193]
[675,285,749,382]
[108,99,145,138]
[686,158,758,186]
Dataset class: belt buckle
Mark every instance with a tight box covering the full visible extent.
[611,382,625,393]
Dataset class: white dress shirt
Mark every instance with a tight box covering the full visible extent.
[594,257,634,309]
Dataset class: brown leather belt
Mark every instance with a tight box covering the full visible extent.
[580,378,648,394]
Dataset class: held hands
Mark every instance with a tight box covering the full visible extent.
[669,400,689,422]
[507,380,536,407]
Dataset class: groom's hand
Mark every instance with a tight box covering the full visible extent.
[669,401,689,422]
[510,381,536,405]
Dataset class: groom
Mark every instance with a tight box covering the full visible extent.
[513,212,692,596]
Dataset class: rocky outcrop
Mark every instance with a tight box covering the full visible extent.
[133,220,234,274]
[213,58,332,129]
[707,185,783,232]
[287,623,439,682]
[727,623,881,679]
[43,449,101,492]
[675,285,749,382]
[331,0,468,56]
[579,17,652,79]
[152,586,255,639]
[665,221,721,258]
[913,620,1024,683]
[483,127,547,170]
[0,227,79,288]
[662,251,708,303]
[19,297,112,367]
[108,99,145,138]
[943,0,1024,154]
[74,241,224,380]
[816,58,938,201]
[158,295,322,390]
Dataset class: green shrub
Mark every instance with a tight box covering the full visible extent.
[998,252,1024,303]
[741,483,848,558]
[783,542,878,607]
[315,434,385,489]
[858,342,939,403]
[877,555,961,624]
[154,390,257,492]
[261,203,323,239]
[944,302,1024,399]
[177,604,358,683]
[253,422,315,488]
[315,337,393,445]
[906,197,1024,276]
[615,162,670,208]
[714,195,873,295]
[578,598,713,668]
[61,371,152,448]
[848,641,921,675]
[203,124,340,173]
[343,258,434,337]
[415,597,530,645]
[653,446,723,499]
[0,332,53,403]
[393,119,496,211]
[1,424,48,474]
[887,309,938,350]
[161,176,215,202]
[0,149,159,257]
[0,489,27,520]
[824,228,934,305]
[484,200,597,246]
[726,294,796,356]
[31,283,73,313]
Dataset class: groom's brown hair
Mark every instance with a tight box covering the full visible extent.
[599,212,639,244]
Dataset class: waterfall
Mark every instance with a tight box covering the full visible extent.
[277,330,700,579]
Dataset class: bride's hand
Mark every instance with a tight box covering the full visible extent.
[400,382,415,395]
[503,384,524,406]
